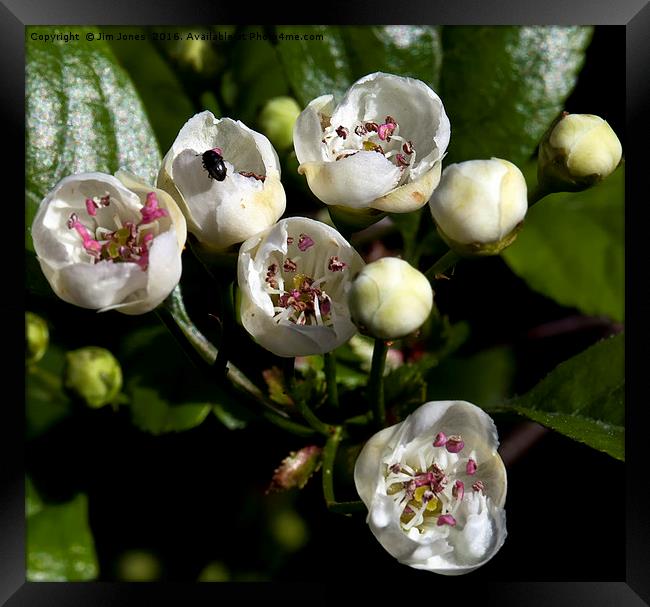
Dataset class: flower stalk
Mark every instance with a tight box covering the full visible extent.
[322,425,365,515]
[369,339,389,428]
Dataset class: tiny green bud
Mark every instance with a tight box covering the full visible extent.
[348,257,433,340]
[538,113,622,192]
[64,346,122,409]
[429,158,528,257]
[258,96,301,151]
[26,312,49,364]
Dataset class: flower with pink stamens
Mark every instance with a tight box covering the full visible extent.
[354,400,507,575]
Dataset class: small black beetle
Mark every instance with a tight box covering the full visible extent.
[202,147,227,181]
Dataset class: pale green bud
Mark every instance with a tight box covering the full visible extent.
[26,312,49,364]
[64,346,122,408]
[429,158,527,257]
[116,550,162,581]
[538,113,622,192]
[348,257,433,340]
[258,96,302,151]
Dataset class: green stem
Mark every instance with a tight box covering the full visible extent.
[369,339,388,428]
[321,425,341,505]
[324,352,339,409]
[424,249,461,281]
[322,426,366,515]
[296,399,336,436]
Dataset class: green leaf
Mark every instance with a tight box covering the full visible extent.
[342,25,443,88]
[507,333,624,460]
[26,26,161,252]
[425,347,515,408]
[223,27,290,125]
[104,26,197,153]
[27,493,99,581]
[275,26,353,107]
[212,402,250,430]
[440,26,593,165]
[128,382,212,435]
[26,345,73,440]
[503,165,624,321]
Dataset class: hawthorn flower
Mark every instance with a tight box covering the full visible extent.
[238,217,365,357]
[354,400,507,575]
[293,72,450,218]
[157,111,286,250]
[428,158,528,256]
[538,113,622,192]
[31,171,186,315]
[348,257,433,340]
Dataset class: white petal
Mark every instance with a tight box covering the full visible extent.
[354,424,399,506]
[113,229,183,315]
[50,259,148,310]
[293,94,335,163]
[299,151,401,208]
[237,217,364,357]
[330,72,450,173]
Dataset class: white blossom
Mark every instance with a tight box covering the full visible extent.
[158,111,286,250]
[31,171,186,314]
[354,400,507,575]
[293,72,450,214]
[429,158,527,256]
[238,217,365,357]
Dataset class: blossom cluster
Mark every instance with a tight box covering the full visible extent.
[31,68,622,577]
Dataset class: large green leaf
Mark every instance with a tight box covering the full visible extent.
[342,26,442,89]
[128,383,212,435]
[104,26,197,154]
[506,333,624,460]
[275,26,353,107]
[440,26,593,165]
[26,26,161,252]
[425,347,515,408]
[27,492,99,581]
[503,165,624,322]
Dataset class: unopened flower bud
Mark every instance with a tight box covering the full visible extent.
[429,158,527,256]
[26,312,49,364]
[347,257,433,340]
[65,346,122,408]
[259,96,302,151]
[538,113,622,193]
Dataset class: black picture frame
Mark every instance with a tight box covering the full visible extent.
[5,0,649,603]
